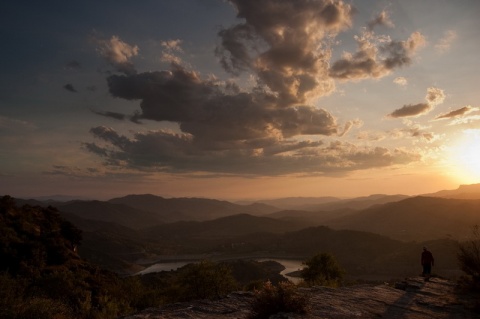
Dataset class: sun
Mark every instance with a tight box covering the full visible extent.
[446,129,480,184]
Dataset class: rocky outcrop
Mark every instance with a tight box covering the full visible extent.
[120,277,478,319]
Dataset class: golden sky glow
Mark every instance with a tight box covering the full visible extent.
[445,130,480,184]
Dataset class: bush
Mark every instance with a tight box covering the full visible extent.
[17,298,72,319]
[169,260,238,301]
[301,252,344,287]
[249,281,309,319]
[457,225,480,290]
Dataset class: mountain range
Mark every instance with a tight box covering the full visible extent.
[9,183,480,276]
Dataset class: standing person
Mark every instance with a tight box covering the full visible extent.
[421,247,434,281]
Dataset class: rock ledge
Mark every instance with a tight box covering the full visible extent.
[120,277,478,318]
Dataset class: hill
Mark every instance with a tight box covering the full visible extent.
[109,194,279,222]
[322,196,480,241]
[244,194,409,211]
[56,200,163,229]
[308,194,410,211]
[0,196,300,318]
[425,183,480,200]
[10,192,479,278]
[243,196,340,210]
[0,196,144,318]
[264,195,480,243]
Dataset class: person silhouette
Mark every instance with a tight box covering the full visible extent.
[421,247,434,281]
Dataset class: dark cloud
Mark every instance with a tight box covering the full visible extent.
[85,0,426,176]
[387,87,445,118]
[387,103,431,118]
[91,109,127,121]
[84,142,108,157]
[216,0,354,104]
[86,126,420,175]
[435,106,476,120]
[91,109,144,124]
[63,83,77,92]
[43,165,99,177]
[329,31,425,80]
[106,66,339,148]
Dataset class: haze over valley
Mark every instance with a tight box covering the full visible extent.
[11,183,480,280]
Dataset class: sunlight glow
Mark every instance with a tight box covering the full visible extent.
[447,129,480,183]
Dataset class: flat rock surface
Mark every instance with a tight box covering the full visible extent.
[120,277,479,318]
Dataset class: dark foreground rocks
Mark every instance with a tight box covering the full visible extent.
[120,277,479,318]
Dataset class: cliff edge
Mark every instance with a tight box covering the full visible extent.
[120,277,478,318]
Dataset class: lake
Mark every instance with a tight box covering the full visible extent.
[135,258,305,283]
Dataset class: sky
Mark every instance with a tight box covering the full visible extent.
[1,0,480,200]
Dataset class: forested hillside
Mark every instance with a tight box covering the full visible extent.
[0,196,291,319]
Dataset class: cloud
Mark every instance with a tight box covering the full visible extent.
[44,165,99,177]
[435,30,456,53]
[91,109,144,124]
[216,0,354,104]
[63,83,77,92]
[387,87,445,118]
[388,125,438,142]
[0,116,36,132]
[435,105,478,120]
[338,119,363,137]
[448,114,480,126]
[387,103,431,118]
[401,127,437,141]
[161,39,183,51]
[161,39,184,65]
[367,10,395,31]
[95,35,139,75]
[356,130,386,141]
[86,1,427,176]
[393,77,407,86]
[106,66,340,146]
[91,109,127,121]
[425,87,445,106]
[86,126,420,175]
[329,31,425,80]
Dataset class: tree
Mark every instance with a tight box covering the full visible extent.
[173,260,238,300]
[457,225,480,289]
[301,252,344,287]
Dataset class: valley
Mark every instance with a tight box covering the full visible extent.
[14,183,480,280]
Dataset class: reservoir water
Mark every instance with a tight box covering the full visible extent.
[135,258,304,283]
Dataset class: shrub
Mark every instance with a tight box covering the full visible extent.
[17,298,72,319]
[301,252,344,287]
[170,260,238,301]
[457,225,480,290]
[249,281,309,319]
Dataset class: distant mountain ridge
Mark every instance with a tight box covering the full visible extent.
[242,194,410,211]
[8,192,474,277]
[424,183,480,199]
[322,196,480,241]
[109,194,279,222]
[55,200,162,229]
